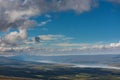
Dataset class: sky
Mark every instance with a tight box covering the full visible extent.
[0,0,120,56]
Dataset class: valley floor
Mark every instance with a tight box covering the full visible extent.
[0,65,120,80]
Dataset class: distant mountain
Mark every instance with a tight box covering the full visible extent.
[10,54,120,65]
[0,56,20,65]
[0,56,52,68]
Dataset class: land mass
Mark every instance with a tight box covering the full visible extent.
[0,56,120,80]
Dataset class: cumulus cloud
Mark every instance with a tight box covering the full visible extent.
[0,0,38,31]
[1,34,120,55]
[5,28,27,43]
[1,40,120,56]
[0,0,97,46]
[56,0,96,13]
[1,0,120,55]
[0,0,118,41]
[0,0,95,31]
[50,41,120,55]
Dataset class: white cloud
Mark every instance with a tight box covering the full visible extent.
[22,0,28,5]
[51,41,120,55]
[1,32,120,56]
[55,43,90,47]
[0,0,120,56]
[0,0,113,47]
[38,34,73,41]
[5,28,27,44]
[1,41,120,56]
[8,8,39,23]
[0,46,31,52]
[57,0,96,13]
[38,19,51,27]
[0,0,96,31]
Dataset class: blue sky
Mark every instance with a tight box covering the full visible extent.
[1,0,120,56]
[28,1,120,43]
